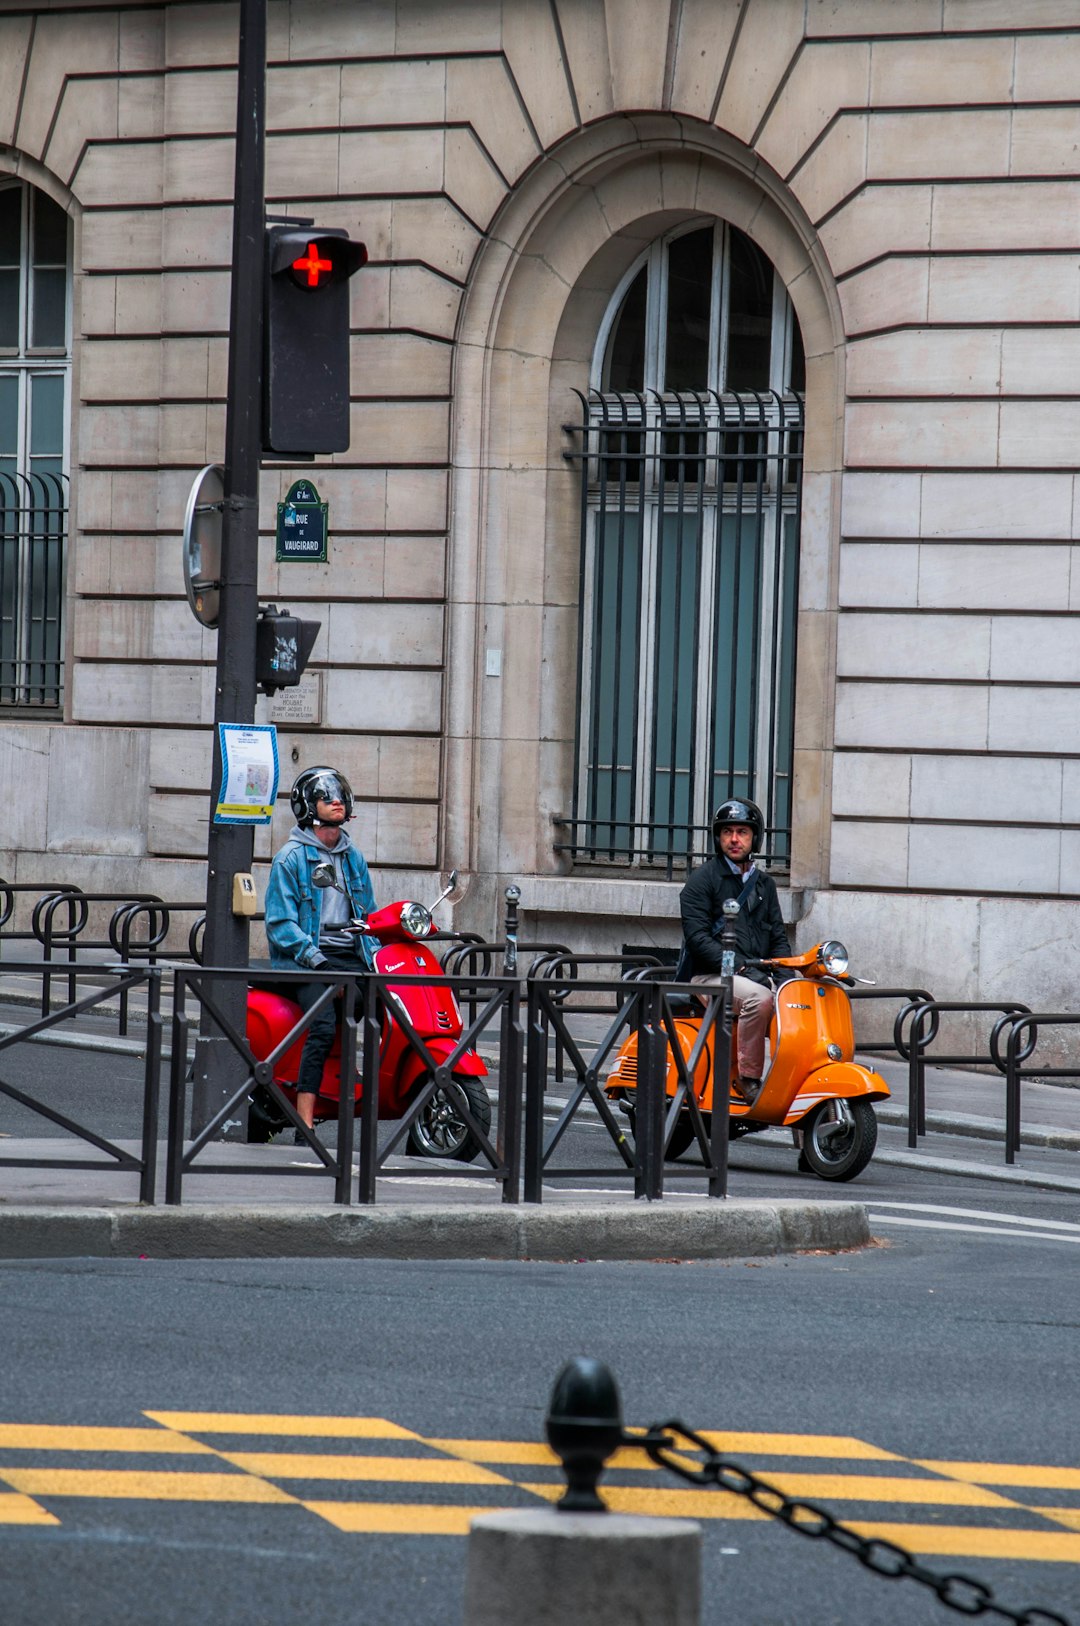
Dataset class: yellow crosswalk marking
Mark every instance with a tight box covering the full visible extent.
[758,1474,1019,1509]
[145,1412,417,1439]
[697,1432,900,1460]
[0,1469,297,1504]
[919,1460,1080,1490]
[850,1522,1080,1564]
[423,1439,667,1472]
[0,1425,211,1454]
[306,1501,497,1535]
[522,1481,766,1519]
[220,1452,512,1486]
[0,1491,58,1525]
[0,1415,1076,1566]
[1033,1508,1080,1532]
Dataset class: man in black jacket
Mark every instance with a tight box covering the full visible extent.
[680,798,791,1104]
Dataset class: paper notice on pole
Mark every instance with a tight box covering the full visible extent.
[214,723,280,824]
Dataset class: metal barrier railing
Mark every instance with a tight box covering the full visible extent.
[31,889,163,1017]
[995,1012,1079,1164]
[901,1000,1032,1152]
[0,879,82,959]
[0,962,162,1202]
[523,961,728,1202]
[848,985,933,1058]
[108,900,207,1034]
[164,964,522,1206]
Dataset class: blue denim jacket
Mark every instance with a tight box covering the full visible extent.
[264,826,377,970]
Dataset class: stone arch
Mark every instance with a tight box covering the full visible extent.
[445,114,845,916]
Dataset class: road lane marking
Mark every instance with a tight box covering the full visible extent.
[145,1412,418,1439]
[0,1425,212,1454]
[1032,1507,1080,1531]
[696,1432,900,1460]
[423,1439,676,1471]
[522,1481,766,1519]
[220,1452,512,1485]
[919,1462,1080,1490]
[870,1202,1080,1234]
[869,1216,1080,1243]
[0,1469,298,1503]
[848,1522,1080,1564]
[0,1491,58,1525]
[746,1474,1018,1508]
[304,1501,495,1535]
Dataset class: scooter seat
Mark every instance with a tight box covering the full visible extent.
[248,975,302,1000]
[665,991,706,1017]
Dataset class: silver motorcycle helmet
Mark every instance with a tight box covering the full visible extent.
[290,766,354,827]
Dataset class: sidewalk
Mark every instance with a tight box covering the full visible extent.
[2,989,1078,1258]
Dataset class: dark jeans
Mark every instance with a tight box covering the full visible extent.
[293,948,368,1095]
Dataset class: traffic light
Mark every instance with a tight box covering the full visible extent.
[255,603,321,695]
[263,225,367,457]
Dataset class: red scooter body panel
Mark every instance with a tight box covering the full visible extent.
[245,925,487,1123]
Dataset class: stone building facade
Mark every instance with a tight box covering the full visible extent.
[2,0,1079,1018]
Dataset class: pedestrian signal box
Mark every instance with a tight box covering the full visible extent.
[255,603,321,695]
[263,225,367,457]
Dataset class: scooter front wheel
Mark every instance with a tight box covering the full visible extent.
[407,1077,492,1161]
[801,1097,878,1182]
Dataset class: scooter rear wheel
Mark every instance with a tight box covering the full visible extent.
[801,1097,877,1182]
[622,1106,706,1161]
[407,1077,492,1161]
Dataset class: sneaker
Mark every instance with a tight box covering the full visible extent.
[292,1127,309,1146]
[736,1077,763,1105]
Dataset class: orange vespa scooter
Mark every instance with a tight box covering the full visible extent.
[606,939,890,1181]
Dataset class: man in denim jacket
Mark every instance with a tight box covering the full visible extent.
[264,766,376,1141]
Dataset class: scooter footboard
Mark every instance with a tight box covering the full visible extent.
[783,1061,890,1126]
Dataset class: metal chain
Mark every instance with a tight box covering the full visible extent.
[637,1422,1073,1626]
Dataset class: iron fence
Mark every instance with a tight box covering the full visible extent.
[0,962,161,1202]
[164,964,522,1206]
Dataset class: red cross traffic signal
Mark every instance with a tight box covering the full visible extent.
[289,242,333,287]
[263,226,368,456]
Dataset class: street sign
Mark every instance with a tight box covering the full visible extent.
[275,478,328,562]
[182,463,225,628]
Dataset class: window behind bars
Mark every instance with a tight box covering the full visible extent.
[0,182,70,711]
[557,221,804,879]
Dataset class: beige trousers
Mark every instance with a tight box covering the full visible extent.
[690,972,774,1079]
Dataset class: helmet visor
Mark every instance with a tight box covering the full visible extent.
[308,771,350,808]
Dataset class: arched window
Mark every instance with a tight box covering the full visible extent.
[561,220,804,876]
[0,180,71,710]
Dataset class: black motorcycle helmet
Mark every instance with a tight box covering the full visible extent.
[712,797,764,855]
[290,766,354,828]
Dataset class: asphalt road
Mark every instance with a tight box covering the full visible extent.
[0,1216,1078,1626]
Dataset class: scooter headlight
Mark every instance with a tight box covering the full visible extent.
[820,940,849,977]
[400,902,433,939]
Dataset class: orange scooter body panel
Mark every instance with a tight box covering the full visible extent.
[604,963,891,1126]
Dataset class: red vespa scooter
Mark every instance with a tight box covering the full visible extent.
[244,868,492,1158]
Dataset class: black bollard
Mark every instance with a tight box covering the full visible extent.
[544,1356,625,1512]
[503,884,521,977]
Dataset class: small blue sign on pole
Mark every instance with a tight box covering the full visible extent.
[276,479,328,562]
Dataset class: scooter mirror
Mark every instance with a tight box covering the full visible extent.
[431,868,467,908]
[311,862,340,891]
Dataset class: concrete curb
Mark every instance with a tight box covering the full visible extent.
[872,1148,1080,1194]
[876,1105,1080,1153]
[0,1199,869,1261]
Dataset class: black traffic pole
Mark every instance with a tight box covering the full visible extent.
[191,0,267,1136]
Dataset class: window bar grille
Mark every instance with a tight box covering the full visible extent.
[561,390,802,877]
[0,469,66,709]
